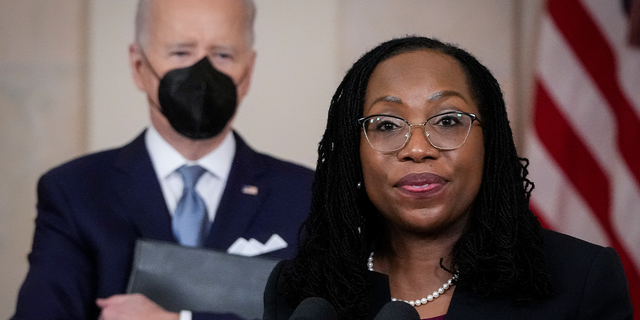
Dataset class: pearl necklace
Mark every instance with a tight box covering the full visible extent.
[367,252,457,307]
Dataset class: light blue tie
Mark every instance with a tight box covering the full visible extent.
[172,165,209,247]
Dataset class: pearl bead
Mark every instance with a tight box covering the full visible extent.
[366,251,457,308]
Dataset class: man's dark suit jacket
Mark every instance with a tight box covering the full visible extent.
[13,131,314,320]
[263,229,633,320]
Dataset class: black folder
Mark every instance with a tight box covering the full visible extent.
[126,239,280,319]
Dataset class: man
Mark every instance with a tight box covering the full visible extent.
[12,0,313,319]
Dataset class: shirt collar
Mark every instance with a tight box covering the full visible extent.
[145,125,236,182]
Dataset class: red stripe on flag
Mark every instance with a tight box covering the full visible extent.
[529,203,550,230]
[548,0,640,187]
[533,80,640,313]
[534,82,610,231]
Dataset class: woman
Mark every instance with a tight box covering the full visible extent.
[263,36,632,320]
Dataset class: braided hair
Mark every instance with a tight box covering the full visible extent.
[283,36,553,319]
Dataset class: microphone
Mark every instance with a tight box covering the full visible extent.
[289,297,337,320]
[373,301,420,320]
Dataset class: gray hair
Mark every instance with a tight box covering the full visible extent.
[134,0,256,48]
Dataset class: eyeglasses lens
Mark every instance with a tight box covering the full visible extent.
[362,113,473,152]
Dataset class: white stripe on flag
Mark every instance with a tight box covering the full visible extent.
[537,16,640,266]
[582,0,640,111]
[525,0,640,310]
[527,133,610,246]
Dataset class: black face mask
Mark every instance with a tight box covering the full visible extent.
[156,57,238,140]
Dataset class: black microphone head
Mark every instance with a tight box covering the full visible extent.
[289,297,337,320]
[373,301,420,320]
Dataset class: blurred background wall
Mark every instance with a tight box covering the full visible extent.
[0,0,544,317]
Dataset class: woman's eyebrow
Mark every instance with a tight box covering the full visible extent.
[428,90,468,102]
[371,95,402,105]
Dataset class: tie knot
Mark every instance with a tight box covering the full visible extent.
[177,165,207,189]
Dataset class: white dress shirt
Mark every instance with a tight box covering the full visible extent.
[144,125,235,320]
[145,125,235,223]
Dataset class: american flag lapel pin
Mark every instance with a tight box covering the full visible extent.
[242,185,259,196]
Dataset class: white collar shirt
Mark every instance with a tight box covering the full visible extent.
[145,125,235,223]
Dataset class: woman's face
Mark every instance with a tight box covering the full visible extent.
[360,49,484,237]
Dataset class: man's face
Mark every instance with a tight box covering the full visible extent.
[130,0,256,122]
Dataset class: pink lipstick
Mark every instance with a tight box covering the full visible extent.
[396,172,447,196]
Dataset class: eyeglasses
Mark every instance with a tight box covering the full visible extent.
[358,111,479,152]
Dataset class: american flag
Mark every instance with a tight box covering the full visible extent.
[525,0,640,313]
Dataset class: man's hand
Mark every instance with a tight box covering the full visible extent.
[97,293,180,320]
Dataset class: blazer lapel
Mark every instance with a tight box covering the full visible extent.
[367,271,393,320]
[203,132,267,250]
[446,284,506,320]
[367,271,477,320]
[113,131,175,242]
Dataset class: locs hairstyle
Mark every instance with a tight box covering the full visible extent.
[283,36,553,319]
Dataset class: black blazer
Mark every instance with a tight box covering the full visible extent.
[263,229,633,320]
[13,131,314,320]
